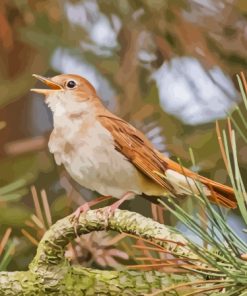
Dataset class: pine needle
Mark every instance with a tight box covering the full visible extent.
[0,228,12,256]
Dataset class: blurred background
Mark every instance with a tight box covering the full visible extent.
[1,0,247,272]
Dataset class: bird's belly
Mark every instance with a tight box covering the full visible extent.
[49,120,165,199]
[64,142,143,198]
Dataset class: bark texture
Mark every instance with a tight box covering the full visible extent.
[0,208,202,295]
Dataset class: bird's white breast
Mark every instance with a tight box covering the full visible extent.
[48,113,143,198]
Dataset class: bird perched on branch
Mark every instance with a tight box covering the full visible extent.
[31,74,237,216]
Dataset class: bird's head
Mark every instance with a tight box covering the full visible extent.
[31,74,97,116]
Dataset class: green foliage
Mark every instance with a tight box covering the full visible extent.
[0,179,28,202]
[152,73,247,295]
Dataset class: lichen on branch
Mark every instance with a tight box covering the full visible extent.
[0,208,202,295]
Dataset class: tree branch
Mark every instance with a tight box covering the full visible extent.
[0,209,202,295]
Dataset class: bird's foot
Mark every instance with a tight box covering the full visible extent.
[72,203,90,222]
[70,203,90,236]
[100,191,135,227]
[71,195,112,236]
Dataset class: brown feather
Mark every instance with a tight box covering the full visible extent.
[98,111,237,209]
[166,158,237,208]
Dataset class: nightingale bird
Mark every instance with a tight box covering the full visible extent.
[31,74,237,215]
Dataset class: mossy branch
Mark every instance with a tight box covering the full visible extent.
[0,208,202,295]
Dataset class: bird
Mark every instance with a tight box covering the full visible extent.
[31,73,237,217]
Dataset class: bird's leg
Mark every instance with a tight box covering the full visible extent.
[72,195,113,222]
[102,191,135,223]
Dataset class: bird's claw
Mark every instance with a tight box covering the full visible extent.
[70,203,90,237]
[100,203,119,228]
[103,206,114,228]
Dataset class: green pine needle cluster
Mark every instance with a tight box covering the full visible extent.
[156,73,247,295]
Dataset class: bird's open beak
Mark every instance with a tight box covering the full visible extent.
[31,74,63,95]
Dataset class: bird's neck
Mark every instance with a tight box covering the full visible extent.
[52,96,107,134]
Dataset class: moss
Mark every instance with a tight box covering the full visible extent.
[0,208,202,295]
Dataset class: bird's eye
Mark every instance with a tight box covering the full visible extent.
[66,80,76,89]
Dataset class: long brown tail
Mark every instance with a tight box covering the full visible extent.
[166,159,237,209]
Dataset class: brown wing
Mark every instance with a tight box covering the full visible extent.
[98,112,237,209]
[98,114,174,192]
